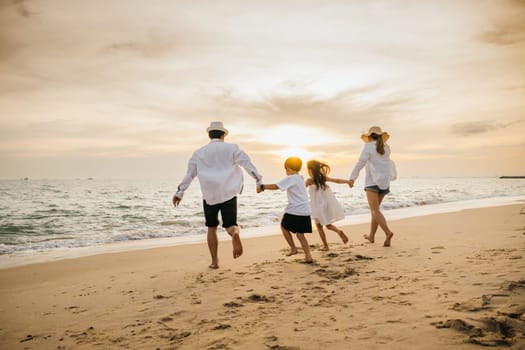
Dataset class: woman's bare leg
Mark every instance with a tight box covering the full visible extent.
[366,191,394,246]
[365,193,385,242]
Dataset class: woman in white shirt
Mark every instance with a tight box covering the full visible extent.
[348,126,395,247]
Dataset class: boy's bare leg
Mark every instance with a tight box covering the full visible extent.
[296,233,313,263]
[226,225,243,259]
[280,225,298,256]
[326,224,349,244]
[207,226,219,268]
[315,222,329,250]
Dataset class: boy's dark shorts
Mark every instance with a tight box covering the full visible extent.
[365,185,390,195]
[281,213,312,234]
[203,197,237,228]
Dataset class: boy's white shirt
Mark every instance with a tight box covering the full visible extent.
[175,139,263,205]
[276,174,311,216]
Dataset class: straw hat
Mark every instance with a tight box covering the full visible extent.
[206,121,228,136]
[361,126,390,142]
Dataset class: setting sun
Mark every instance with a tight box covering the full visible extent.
[262,125,333,164]
[277,146,315,163]
[263,125,332,148]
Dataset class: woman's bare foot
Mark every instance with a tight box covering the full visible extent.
[209,264,219,269]
[383,232,394,247]
[319,246,329,251]
[304,259,314,264]
[232,233,243,258]
[363,234,375,243]
[338,230,349,244]
[286,249,299,256]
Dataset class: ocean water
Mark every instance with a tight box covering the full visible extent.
[0,177,524,267]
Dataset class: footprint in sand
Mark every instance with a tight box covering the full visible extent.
[435,278,525,347]
[223,301,243,308]
[433,317,523,347]
[505,279,525,291]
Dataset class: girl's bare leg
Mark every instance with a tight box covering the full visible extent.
[326,224,349,244]
[315,222,329,250]
[365,191,394,246]
[296,233,313,263]
[281,225,298,256]
[207,226,219,269]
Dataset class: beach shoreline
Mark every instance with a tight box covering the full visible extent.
[1,203,524,349]
[1,195,523,270]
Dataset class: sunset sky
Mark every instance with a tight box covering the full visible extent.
[1,0,524,180]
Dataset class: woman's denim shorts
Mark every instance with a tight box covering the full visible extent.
[365,185,390,195]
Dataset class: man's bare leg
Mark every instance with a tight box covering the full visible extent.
[207,226,219,268]
[281,225,298,256]
[226,225,243,259]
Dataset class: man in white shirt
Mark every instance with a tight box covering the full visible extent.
[173,121,263,269]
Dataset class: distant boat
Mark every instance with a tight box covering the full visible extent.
[499,176,525,179]
[87,177,93,180]
[23,177,29,181]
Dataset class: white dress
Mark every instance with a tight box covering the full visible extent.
[308,185,345,226]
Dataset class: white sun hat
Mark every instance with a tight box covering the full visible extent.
[206,121,229,136]
[361,126,390,142]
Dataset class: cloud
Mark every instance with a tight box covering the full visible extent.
[450,119,521,136]
[206,84,410,132]
[104,30,207,58]
[12,0,32,18]
[477,1,525,46]
[478,24,525,46]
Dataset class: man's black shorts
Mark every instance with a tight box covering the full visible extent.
[203,197,237,228]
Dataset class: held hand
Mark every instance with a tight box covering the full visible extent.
[348,179,354,188]
[172,195,182,207]
[256,184,263,194]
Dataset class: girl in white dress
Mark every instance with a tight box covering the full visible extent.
[306,160,350,251]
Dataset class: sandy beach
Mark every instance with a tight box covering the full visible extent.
[0,204,524,350]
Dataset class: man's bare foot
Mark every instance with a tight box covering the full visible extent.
[320,246,329,251]
[232,233,243,259]
[384,232,394,247]
[338,230,349,244]
[363,234,375,243]
[286,249,298,256]
[209,264,219,269]
[304,259,314,264]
